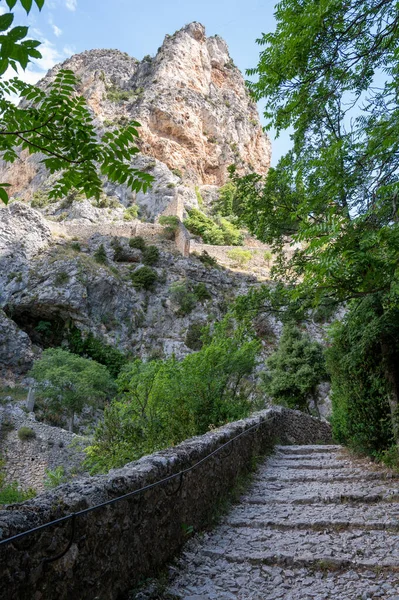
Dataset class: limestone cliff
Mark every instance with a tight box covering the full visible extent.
[0,22,271,219]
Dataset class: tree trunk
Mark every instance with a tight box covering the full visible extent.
[68,412,74,433]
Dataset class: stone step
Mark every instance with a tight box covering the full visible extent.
[275,445,341,455]
[263,460,361,470]
[199,525,399,570]
[167,556,399,599]
[227,501,399,531]
[254,468,397,483]
[246,478,399,504]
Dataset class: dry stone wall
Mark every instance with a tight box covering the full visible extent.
[0,407,332,600]
[0,408,87,492]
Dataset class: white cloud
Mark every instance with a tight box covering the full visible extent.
[52,24,62,37]
[65,0,77,11]
[0,6,6,15]
[63,45,75,57]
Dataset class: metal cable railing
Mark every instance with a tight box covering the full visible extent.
[0,417,272,563]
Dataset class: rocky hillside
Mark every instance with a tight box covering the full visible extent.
[0,22,271,221]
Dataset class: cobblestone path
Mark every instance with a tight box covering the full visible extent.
[161,445,399,599]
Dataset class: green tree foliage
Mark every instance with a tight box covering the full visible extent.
[30,348,116,431]
[68,328,127,378]
[130,266,157,290]
[85,320,260,472]
[227,248,252,268]
[184,208,243,246]
[142,245,160,266]
[262,323,327,414]
[0,1,153,204]
[326,297,397,453]
[232,0,399,448]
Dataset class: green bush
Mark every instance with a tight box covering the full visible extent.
[30,348,116,431]
[130,266,157,290]
[184,209,243,246]
[31,190,50,208]
[106,84,135,103]
[142,245,160,266]
[68,328,127,378]
[94,244,107,264]
[193,251,219,268]
[0,481,36,505]
[123,205,139,221]
[17,427,36,441]
[54,271,70,286]
[262,323,327,415]
[193,282,212,302]
[44,466,67,488]
[129,236,146,250]
[227,248,253,267]
[159,215,180,238]
[85,319,260,473]
[185,322,204,350]
[263,250,273,266]
[326,297,397,455]
[169,280,197,315]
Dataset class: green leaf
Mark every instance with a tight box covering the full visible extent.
[8,26,28,41]
[0,13,14,32]
[5,0,17,8]
[20,0,33,13]
[0,186,9,205]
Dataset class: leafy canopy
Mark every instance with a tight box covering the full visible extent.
[233,0,399,309]
[85,319,260,473]
[262,323,327,414]
[0,0,153,204]
[30,348,116,429]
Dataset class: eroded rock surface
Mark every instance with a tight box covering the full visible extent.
[0,23,271,220]
[149,446,399,600]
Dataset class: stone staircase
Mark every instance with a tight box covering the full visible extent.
[157,445,399,600]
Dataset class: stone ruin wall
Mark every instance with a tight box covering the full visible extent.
[0,409,87,493]
[0,407,332,600]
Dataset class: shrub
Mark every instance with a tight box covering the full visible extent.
[94,244,107,264]
[44,466,67,488]
[185,322,204,350]
[70,242,81,252]
[106,84,135,103]
[0,481,36,505]
[184,209,243,246]
[158,215,180,237]
[30,349,116,431]
[142,245,160,266]
[193,282,212,302]
[68,328,128,378]
[123,205,139,221]
[18,427,36,441]
[325,297,397,455]
[227,248,253,267]
[31,190,50,208]
[263,250,273,266]
[131,266,157,290]
[129,236,146,250]
[169,280,197,315]
[262,323,327,415]
[214,182,237,217]
[54,271,70,286]
[85,319,260,473]
[193,251,219,268]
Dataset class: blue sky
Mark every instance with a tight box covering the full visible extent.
[3,0,293,164]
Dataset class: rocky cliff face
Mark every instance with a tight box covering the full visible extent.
[0,22,275,383]
[0,22,271,220]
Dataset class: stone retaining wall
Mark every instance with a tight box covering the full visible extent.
[0,408,87,492]
[0,407,332,600]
